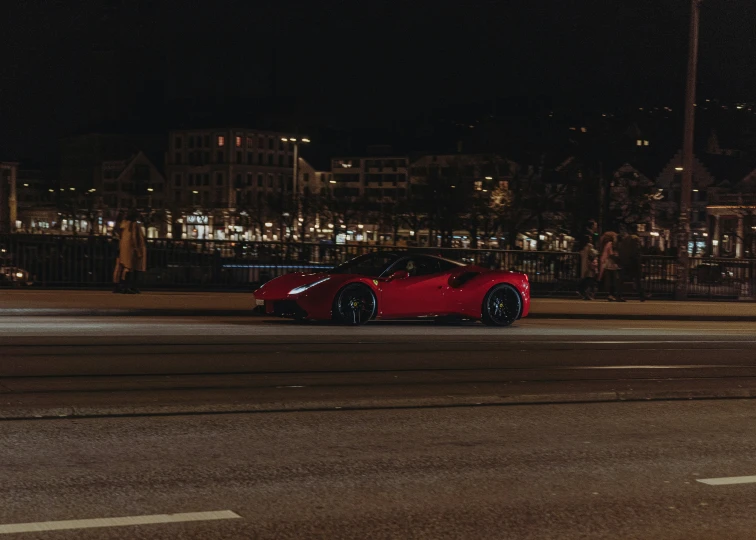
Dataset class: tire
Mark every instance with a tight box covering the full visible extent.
[481,284,522,327]
[333,284,377,326]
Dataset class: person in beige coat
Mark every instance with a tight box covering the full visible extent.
[114,209,147,294]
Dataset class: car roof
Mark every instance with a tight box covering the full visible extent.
[367,251,465,266]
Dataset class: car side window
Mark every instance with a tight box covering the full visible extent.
[388,256,445,277]
[436,259,460,273]
[413,257,441,276]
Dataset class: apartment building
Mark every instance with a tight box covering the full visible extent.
[165,128,296,239]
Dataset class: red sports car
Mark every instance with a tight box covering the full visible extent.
[254,251,530,326]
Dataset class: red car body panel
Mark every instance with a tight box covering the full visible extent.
[254,256,530,323]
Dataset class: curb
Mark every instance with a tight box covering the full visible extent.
[3,389,756,420]
[528,313,756,322]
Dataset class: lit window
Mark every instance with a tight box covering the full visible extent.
[217,136,225,147]
[643,140,649,146]
[235,136,242,147]
[636,140,643,146]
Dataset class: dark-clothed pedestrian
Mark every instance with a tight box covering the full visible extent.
[618,234,648,301]
[115,209,146,294]
[577,235,598,300]
[599,231,623,302]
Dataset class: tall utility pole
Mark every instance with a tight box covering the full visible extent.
[675,0,703,300]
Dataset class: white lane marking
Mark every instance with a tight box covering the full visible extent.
[579,341,756,344]
[569,365,750,370]
[0,510,241,535]
[696,476,756,486]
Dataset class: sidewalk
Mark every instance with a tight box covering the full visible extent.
[2,290,756,320]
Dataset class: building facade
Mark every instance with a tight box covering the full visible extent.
[165,128,297,240]
[330,156,409,200]
[0,162,18,234]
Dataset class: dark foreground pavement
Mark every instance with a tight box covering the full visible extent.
[5,400,756,539]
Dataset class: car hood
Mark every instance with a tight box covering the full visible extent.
[255,272,332,298]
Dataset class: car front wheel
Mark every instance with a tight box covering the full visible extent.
[481,284,521,327]
[333,284,376,326]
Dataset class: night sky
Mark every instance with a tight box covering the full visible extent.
[1,0,754,161]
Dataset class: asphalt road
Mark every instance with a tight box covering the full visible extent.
[2,316,756,418]
[3,316,756,538]
[5,400,756,539]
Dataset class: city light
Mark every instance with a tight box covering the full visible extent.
[147,188,154,192]
[265,222,273,227]
[358,224,364,229]
[328,223,334,228]
[675,167,684,171]
[192,190,199,194]
[281,137,289,142]
[330,180,336,184]
[302,138,311,143]
[485,176,493,180]
[69,187,75,191]
[23,183,29,187]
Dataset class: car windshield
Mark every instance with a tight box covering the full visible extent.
[331,253,402,277]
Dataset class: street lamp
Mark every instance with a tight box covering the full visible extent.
[675,0,703,300]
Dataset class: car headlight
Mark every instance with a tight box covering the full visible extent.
[289,277,330,295]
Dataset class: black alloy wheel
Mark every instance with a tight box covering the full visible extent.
[481,284,522,327]
[334,284,377,326]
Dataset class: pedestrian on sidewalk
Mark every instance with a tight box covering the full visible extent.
[115,209,147,294]
[577,235,598,300]
[599,231,623,302]
[618,234,648,301]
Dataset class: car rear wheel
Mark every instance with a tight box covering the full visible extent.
[333,284,376,326]
[481,284,521,327]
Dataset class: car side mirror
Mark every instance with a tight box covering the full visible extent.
[389,270,409,281]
